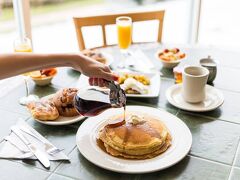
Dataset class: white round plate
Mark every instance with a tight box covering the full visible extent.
[34,94,85,126]
[166,84,224,112]
[34,114,85,126]
[76,106,192,173]
[77,72,161,98]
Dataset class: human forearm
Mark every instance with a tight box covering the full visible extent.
[0,52,118,82]
[0,53,78,80]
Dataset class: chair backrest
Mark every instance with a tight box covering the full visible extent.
[73,10,165,50]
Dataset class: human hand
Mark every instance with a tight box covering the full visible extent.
[88,77,120,87]
[71,54,118,86]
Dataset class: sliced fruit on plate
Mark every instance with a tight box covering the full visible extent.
[29,71,42,78]
[29,68,57,79]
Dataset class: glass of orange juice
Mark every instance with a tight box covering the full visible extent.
[14,37,39,105]
[116,16,132,68]
[14,37,32,53]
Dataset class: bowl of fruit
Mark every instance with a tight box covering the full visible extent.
[155,48,186,69]
[29,68,57,86]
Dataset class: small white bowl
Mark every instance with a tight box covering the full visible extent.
[31,76,54,86]
[155,51,184,69]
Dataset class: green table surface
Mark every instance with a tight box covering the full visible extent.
[0,43,240,180]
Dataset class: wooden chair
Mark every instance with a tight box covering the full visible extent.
[73,10,165,50]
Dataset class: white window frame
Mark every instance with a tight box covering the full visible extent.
[188,0,202,44]
[14,0,202,45]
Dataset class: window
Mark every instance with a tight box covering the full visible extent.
[0,1,16,53]
[0,0,194,53]
[198,0,240,49]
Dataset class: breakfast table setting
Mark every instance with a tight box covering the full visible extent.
[0,10,239,180]
[0,41,240,180]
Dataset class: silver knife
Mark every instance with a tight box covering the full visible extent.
[11,126,50,169]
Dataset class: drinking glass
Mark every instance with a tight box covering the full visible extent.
[14,37,39,105]
[116,16,132,68]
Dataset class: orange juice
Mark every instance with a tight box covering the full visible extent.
[14,44,32,53]
[117,21,132,49]
[173,66,183,84]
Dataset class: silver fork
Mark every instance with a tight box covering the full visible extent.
[19,126,64,155]
[44,143,63,155]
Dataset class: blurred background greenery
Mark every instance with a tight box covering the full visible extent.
[0,0,104,21]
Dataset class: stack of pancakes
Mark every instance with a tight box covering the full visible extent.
[98,113,172,159]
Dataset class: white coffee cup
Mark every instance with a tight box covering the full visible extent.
[182,66,209,103]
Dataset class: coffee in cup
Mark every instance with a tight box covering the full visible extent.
[182,66,209,103]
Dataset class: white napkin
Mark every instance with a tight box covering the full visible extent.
[0,120,69,161]
[126,50,156,72]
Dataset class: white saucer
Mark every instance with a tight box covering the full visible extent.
[76,106,192,173]
[166,84,224,112]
